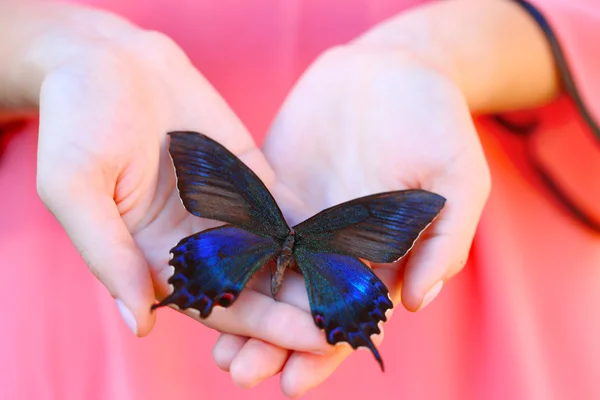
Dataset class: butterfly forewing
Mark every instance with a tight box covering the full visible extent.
[168,131,290,240]
[293,190,446,263]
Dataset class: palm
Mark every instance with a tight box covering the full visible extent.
[208,46,489,396]
[38,43,328,352]
[128,143,318,331]
[265,48,477,307]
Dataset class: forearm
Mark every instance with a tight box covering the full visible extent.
[0,0,138,116]
[353,0,559,114]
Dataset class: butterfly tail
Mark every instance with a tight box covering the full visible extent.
[366,338,385,372]
[150,291,182,311]
[345,324,386,372]
[149,265,213,316]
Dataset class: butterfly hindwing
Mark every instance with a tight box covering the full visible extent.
[293,190,446,263]
[294,248,393,370]
[168,131,290,239]
[152,225,279,317]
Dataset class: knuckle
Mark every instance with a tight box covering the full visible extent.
[81,249,101,279]
[80,247,119,299]
[44,41,134,89]
[125,29,190,69]
[451,256,469,277]
[446,244,472,279]
[36,156,90,211]
[316,44,355,67]
[320,44,347,60]
[136,30,178,54]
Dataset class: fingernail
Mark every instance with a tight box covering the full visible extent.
[419,280,444,310]
[116,299,138,335]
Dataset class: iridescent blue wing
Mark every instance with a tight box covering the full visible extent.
[293,189,445,263]
[294,248,393,370]
[168,131,290,240]
[152,225,279,317]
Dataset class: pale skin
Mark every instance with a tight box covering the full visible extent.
[0,0,559,397]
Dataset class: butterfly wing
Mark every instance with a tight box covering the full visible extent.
[152,225,279,317]
[293,189,446,263]
[168,131,290,239]
[294,248,393,370]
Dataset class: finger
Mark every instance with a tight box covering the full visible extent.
[154,206,331,352]
[37,177,156,336]
[247,268,311,312]
[401,167,490,311]
[172,286,331,354]
[229,339,290,389]
[213,333,249,371]
[370,258,406,306]
[37,70,157,336]
[280,331,385,398]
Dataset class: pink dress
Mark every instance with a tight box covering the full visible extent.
[1,0,598,399]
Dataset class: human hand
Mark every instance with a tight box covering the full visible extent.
[35,16,331,357]
[212,44,491,396]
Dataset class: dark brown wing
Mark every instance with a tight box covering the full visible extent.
[168,131,290,240]
[293,189,446,263]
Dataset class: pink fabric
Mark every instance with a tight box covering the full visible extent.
[526,0,600,221]
[1,0,599,399]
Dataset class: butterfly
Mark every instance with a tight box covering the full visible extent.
[151,131,446,371]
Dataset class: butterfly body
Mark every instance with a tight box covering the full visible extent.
[152,131,447,371]
[272,229,295,298]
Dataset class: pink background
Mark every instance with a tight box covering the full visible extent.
[1,0,599,399]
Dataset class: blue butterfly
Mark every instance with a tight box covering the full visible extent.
[151,131,446,371]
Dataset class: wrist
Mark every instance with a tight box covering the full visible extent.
[349,6,462,101]
[350,0,558,113]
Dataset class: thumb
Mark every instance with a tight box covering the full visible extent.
[401,169,490,312]
[37,173,156,336]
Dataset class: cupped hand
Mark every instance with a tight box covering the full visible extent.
[213,44,491,396]
[35,26,330,355]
